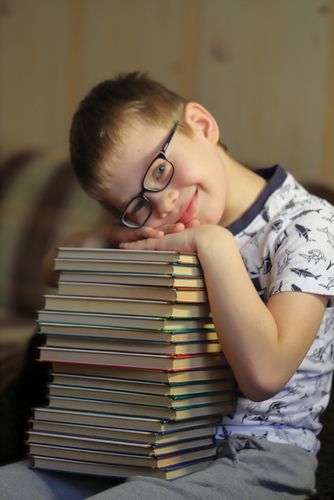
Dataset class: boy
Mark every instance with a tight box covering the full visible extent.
[1,72,334,499]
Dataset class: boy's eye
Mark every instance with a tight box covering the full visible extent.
[154,163,166,180]
[144,158,173,191]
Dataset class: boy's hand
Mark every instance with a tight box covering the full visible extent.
[43,217,201,287]
[99,223,164,247]
[100,218,201,248]
[119,224,211,254]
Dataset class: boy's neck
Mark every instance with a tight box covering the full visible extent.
[220,155,267,228]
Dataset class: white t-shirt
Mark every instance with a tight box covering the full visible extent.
[216,165,334,454]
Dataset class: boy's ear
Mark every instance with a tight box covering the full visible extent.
[183,102,220,145]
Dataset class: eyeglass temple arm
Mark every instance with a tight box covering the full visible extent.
[161,120,179,154]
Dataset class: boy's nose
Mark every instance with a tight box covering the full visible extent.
[147,188,179,219]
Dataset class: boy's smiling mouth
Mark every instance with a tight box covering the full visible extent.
[177,189,198,225]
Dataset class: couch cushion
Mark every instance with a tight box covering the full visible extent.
[0,151,107,317]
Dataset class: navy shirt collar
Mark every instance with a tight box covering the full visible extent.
[227,165,287,236]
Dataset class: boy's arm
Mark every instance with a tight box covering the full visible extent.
[120,224,328,401]
[195,226,327,401]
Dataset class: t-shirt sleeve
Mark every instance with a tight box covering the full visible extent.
[268,199,334,307]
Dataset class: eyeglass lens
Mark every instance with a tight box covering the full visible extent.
[143,157,174,191]
[122,197,152,228]
[123,158,174,227]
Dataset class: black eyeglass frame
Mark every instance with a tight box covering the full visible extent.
[120,120,179,229]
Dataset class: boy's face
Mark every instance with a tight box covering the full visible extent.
[102,115,228,230]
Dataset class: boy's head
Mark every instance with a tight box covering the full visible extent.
[70,72,193,200]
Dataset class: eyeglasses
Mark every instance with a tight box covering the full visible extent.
[120,121,179,229]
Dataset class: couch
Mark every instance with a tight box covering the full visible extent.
[0,150,108,464]
[0,152,333,497]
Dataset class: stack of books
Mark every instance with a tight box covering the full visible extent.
[28,248,236,480]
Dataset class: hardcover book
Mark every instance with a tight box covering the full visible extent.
[58,282,208,303]
[29,442,217,468]
[54,259,202,276]
[28,431,214,456]
[32,408,221,433]
[58,272,205,289]
[50,362,232,384]
[38,323,218,343]
[29,419,217,445]
[47,395,236,420]
[57,248,201,264]
[32,455,215,480]
[43,295,210,318]
[39,347,225,370]
[47,383,235,408]
[43,335,221,355]
[50,373,234,396]
[37,311,214,331]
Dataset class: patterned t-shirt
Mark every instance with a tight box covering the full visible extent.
[216,165,334,454]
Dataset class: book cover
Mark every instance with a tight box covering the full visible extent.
[32,455,215,480]
[39,347,225,370]
[50,362,232,384]
[58,282,208,303]
[51,373,234,396]
[38,323,218,343]
[47,383,235,407]
[44,335,221,355]
[58,272,206,289]
[29,442,216,468]
[37,311,214,331]
[32,407,221,432]
[43,295,211,318]
[28,431,214,456]
[57,248,200,265]
[54,259,202,276]
[29,419,217,445]
[48,395,236,420]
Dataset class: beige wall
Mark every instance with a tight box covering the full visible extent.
[0,0,333,186]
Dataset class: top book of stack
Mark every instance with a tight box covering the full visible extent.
[54,248,203,277]
[56,248,200,264]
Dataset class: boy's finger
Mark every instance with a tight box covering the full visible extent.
[185,219,201,228]
[159,222,185,234]
[123,226,164,242]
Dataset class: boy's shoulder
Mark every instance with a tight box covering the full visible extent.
[235,167,334,303]
[253,167,333,236]
[231,165,333,239]
[262,170,334,303]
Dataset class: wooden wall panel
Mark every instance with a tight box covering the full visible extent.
[0,0,72,152]
[70,0,189,101]
[0,0,333,186]
[195,0,334,186]
[321,1,334,183]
